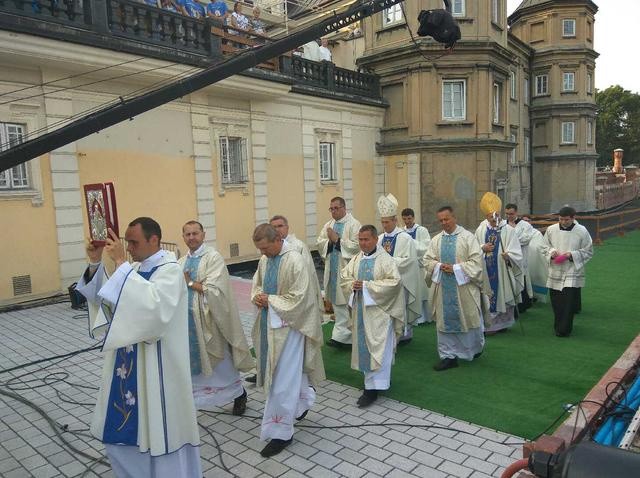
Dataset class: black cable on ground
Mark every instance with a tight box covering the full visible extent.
[0,344,101,376]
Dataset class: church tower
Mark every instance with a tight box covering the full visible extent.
[509,0,598,212]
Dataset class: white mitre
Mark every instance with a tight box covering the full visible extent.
[377,193,398,218]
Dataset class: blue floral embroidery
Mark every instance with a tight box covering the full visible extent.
[441,234,462,333]
[184,255,204,375]
[259,254,283,379]
[327,222,345,303]
[356,257,376,372]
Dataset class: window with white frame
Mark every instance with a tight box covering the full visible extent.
[319,142,337,182]
[561,122,575,144]
[524,135,530,163]
[535,74,548,96]
[587,121,593,145]
[524,76,529,104]
[442,80,466,120]
[510,71,517,100]
[493,82,502,124]
[219,136,248,185]
[562,72,575,92]
[492,0,500,24]
[510,133,517,164]
[587,72,593,94]
[382,4,403,26]
[451,0,465,16]
[0,123,29,190]
[562,19,576,37]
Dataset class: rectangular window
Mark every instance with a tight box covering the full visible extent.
[382,5,403,26]
[510,133,517,164]
[0,123,29,190]
[535,74,548,96]
[493,82,502,124]
[587,121,593,145]
[319,142,336,181]
[563,19,576,37]
[524,76,529,104]
[562,72,575,92]
[219,136,248,185]
[524,136,530,163]
[492,0,499,24]
[561,122,575,144]
[587,72,593,94]
[510,71,517,100]
[452,0,465,16]
[442,80,466,120]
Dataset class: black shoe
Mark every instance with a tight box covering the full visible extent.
[473,351,483,359]
[326,339,350,349]
[397,338,412,346]
[296,410,308,421]
[357,389,378,408]
[260,438,292,457]
[245,374,257,383]
[433,358,459,371]
[555,332,570,338]
[232,389,247,416]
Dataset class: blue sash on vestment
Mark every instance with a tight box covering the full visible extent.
[356,256,376,372]
[184,255,204,375]
[259,255,283,378]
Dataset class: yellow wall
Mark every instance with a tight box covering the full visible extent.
[384,154,409,210]
[77,151,197,253]
[265,121,306,236]
[0,155,61,303]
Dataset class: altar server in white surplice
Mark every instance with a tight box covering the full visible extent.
[475,193,524,334]
[424,207,489,372]
[341,225,404,408]
[377,194,422,344]
[251,224,325,458]
[271,215,323,316]
[505,203,536,312]
[543,206,593,337]
[401,207,432,325]
[178,221,254,415]
[317,196,361,348]
[76,217,201,478]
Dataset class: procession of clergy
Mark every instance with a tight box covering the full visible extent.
[75,191,593,477]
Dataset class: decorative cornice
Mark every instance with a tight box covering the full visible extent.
[377,138,517,155]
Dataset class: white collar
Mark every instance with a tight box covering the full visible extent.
[383,227,403,237]
[442,225,463,237]
[187,243,206,258]
[138,249,167,272]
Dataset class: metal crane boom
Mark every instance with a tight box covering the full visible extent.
[0,0,405,172]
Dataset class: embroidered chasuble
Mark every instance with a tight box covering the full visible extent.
[184,255,204,375]
[484,228,500,313]
[356,257,376,373]
[103,266,157,445]
[381,234,398,256]
[259,254,283,379]
[327,222,345,304]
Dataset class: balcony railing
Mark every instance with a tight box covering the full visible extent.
[0,0,382,101]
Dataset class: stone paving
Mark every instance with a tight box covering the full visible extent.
[0,278,524,477]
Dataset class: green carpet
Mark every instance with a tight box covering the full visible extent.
[321,231,640,440]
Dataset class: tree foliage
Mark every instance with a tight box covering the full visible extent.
[596,85,640,167]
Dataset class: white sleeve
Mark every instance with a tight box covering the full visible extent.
[97,262,134,304]
[75,263,106,303]
[453,264,470,285]
[431,263,442,284]
[268,305,288,329]
[362,283,377,306]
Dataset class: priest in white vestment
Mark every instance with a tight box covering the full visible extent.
[377,194,422,344]
[271,215,323,316]
[251,224,325,457]
[505,204,536,312]
[341,225,405,408]
[522,215,550,302]
[543,206,593,337]
[178,221,254,414]
[401,207,432,324]
[317,196,362,347]
[424,207,489,371]
[475,194,524,334]
[76,217,201,478]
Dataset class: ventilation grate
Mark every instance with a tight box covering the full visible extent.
[230,243,239,258]
[12,275,32,296]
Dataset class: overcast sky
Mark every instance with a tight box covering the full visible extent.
[507,0,639,94]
